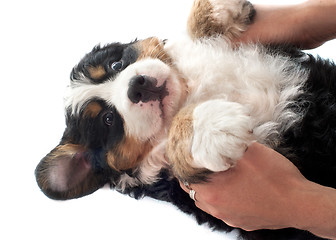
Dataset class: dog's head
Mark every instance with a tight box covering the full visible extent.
[35,37,184,200]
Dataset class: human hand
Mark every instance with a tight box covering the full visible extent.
[179,142,336,239]
[235,1,336,49]
[180,142,307,231]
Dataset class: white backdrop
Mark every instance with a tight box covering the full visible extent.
[1,1,335,240]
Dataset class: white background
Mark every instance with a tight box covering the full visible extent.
[1,1,335,239]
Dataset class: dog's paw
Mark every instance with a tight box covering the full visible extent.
[188,0,255,40]
[191,100,254,172]
[167,100,254,183]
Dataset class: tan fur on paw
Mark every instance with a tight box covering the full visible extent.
[187,0,255,40]
[166,105,211,183]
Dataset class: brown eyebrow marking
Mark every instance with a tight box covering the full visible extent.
[87,65,106,80]
[136,37,172,65]
[83,101,103,118]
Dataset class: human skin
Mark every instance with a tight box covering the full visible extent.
[235,0,336,49]
[180,143,336,239]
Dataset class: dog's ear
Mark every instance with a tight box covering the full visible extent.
[35,144,109,200]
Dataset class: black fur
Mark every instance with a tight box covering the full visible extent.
[277,55,336,188]
[64,99,125,150]
[71,41,139,84]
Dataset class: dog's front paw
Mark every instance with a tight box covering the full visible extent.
[191,100,254,172]
[188,0,255,40]
[167,100,254,183]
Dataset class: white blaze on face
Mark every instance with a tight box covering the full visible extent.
[108,58,182,141]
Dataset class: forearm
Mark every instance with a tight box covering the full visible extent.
[290,180,336,239]
[300,0,336,48]
[238,0,336,49]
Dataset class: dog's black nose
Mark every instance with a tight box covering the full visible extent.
[127,75,159,103]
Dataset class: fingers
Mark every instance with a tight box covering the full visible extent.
[179,181,189,192]
[179,181,209,211]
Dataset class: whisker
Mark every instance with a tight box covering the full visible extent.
[153,46,164,58]
[149,41,162,58]
[143,38,172,66]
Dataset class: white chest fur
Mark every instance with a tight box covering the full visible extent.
[166,37,308,145]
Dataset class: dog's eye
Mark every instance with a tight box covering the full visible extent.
[103,112,114,126]
[111,61,123,71]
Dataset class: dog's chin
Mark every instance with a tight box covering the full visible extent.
[137,98,177,142]
[131,80,181,142]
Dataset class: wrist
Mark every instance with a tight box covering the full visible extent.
[289,179,336,239]
[299,0,336,48]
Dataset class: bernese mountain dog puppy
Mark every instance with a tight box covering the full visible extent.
[35,0,336,239]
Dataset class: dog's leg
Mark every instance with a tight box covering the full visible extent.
[167,99,254,183]
[187,0,255,40]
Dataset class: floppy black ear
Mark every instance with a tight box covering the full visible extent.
[35,144,110,200]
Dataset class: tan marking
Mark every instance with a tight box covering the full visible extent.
[187,0,220,39]
[83,102,103,118]
[187,0,253,40]
[107,136,152,171]
[167,105,209,183]
[53,144,84,157]
[136,37,172,65]
[87,65,106,80]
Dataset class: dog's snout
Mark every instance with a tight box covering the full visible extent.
[130,75,147,88]
[127,75,159,103]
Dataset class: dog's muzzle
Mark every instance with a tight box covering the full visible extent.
[127,75,168,104]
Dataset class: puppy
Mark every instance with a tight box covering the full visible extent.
[36,0,336,239]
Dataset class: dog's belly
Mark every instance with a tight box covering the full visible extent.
[166,37,308,144]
